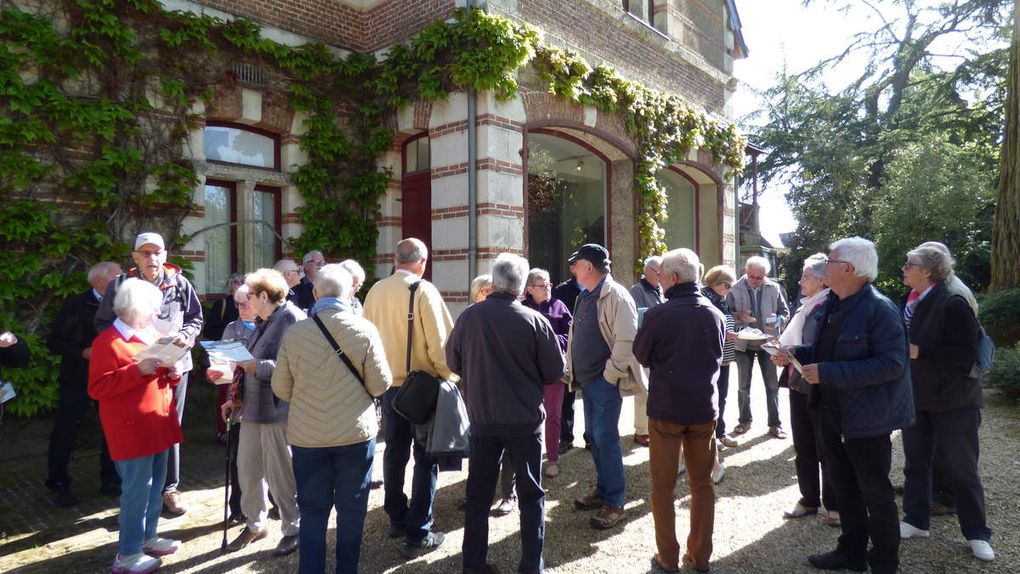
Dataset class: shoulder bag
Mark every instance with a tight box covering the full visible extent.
[311,313,373,399]
[391,281,442,424]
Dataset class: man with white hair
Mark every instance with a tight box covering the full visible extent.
[292,250,325,311]
[45,261,123,507]
[775,237,914,573]
[95,232,203,516]
[634,248,724,574]
[629,255,665,447]
[364,238,455,556]
[727,255,790,439]
[273,259,303,304]
[447,253,565,574]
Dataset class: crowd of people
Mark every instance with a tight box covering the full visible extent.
[0,230,996,574]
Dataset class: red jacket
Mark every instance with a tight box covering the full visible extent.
[87,326,183,461]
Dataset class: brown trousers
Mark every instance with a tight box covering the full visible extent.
[649,417,716,569]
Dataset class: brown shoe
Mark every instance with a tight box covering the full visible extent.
[162,489,187,517]
[574,491,603,511]
[542,463,560,479]
[732,422,751,435]
[633,434,650,447]
[718,436,739,448]
[225,527,268,553]
[590,505,625,529]
[272,534,299,557]
[682,553,710,573]
[769,426,788,440]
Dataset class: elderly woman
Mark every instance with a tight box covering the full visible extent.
[213,269,305,556]
[273,264,391,574]
[88,279,183,574]
[338,259,367,316]
[699,265,740,485]
[898,245,994,562]
[522,268,572,479]
[470,273,494,304]
[204,272,245,340]
[776,254,839,526]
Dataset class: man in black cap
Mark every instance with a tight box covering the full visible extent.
[563,244,643,530]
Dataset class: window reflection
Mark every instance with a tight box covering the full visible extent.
[657,168,696,251]
[204,125,277,169]
[204,184,233,293]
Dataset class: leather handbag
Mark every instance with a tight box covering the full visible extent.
[391,281,442,424]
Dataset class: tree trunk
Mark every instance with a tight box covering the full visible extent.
[991,2,1020,292]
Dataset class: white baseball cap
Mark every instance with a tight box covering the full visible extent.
[134,232,165,251]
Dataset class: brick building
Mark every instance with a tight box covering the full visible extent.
[176,0,747,313]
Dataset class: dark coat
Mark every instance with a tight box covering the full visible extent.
[446,292,565,436]
[904,283,983,412]
[633,282,724,426]
[795,284,915,439]
[203,296,239,341]
[46,289,102,387]
[292,276,316,312]
[0,337,30,369]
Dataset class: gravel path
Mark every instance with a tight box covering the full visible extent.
[1,372,1017,573]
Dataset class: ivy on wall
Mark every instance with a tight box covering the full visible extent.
[1,2,742,416]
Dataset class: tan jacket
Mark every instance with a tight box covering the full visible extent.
[364,271,456,386]
[272,308,392,448]
[564,275,647,396]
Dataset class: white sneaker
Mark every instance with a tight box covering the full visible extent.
[968,539,995,561]
[111,552,161,574]
[712,465,726,485]
[899,521,930,539]
[142,537,181,556]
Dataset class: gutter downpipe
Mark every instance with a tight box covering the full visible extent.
[466,0,479,287]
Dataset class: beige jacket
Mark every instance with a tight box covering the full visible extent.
[564,274,647,396]
[364,271,456,386]
[272,308,392,448]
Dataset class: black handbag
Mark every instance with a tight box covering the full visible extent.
[311,313,373,399]
[391,281,442,424]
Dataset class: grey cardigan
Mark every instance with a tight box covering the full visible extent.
[726,276,790,351]
[240,301,307,424]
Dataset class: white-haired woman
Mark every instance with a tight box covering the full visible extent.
[899,245,993,562]
[88,278,183,574]
[339,259,367,316]
[778,254,839,527]
[212,269,306,556]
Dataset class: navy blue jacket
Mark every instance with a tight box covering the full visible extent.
[794,284,915,439]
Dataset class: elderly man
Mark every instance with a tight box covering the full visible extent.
[45,261,123,507]
[629,255,665,447]
[274,259,303,304]
[565,243,641,530]
[292,251,325,311]
[95,232,203,517]
[634,248,724,574]
[776,237,914,574]
[365,238,456,556]
[448,253,565,574]
[727,255,790,439]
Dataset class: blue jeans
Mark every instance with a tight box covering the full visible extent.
[464,433,545,573]
[114,450,169,556]
[164,374,187,492]
[902,408,990,541]
[292,439,375,574]
[581,377,626,507]
[381,386,438,544]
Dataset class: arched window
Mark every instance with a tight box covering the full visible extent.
[657,168,698,252]
[203,123,280,170]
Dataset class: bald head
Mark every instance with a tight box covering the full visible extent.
[395,238,428,276]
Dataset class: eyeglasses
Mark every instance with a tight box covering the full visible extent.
[747,274,765,281]
[527,282,551,288]
[283,269,301,275]
[647,268,660,276]
[235,300,250,308]
[719,283,732,289]
[826,259,852,267]
[246,291,260,299]
[135,249,163,258]
[229,279,245,285]
[308,260,325,267]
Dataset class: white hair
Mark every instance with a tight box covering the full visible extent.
[233,284,250,305]
[491,253,530,296]
[829,237,879,282]
[643,255,663,271]
[339,259,366,284]
[112,278,163,326]
[302,251,323,265]
[745,255,771,275]
[87,261,120,284]
[661,248,701,284]
[314,264,354,300]
[803,253,828,279]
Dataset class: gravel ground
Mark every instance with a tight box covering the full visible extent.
[1,371,1018,573]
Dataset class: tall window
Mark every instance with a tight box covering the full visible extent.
[657,168,697,251]
[204,181,235,294]
[252,186,281,270]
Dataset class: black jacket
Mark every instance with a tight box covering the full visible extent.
[46,289,102,387]
[904,283,983,411]
[292,277,316,312]
[203,297,239,341]
[446,292,565,436]
[0,337,30,370]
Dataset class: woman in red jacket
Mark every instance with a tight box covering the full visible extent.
[89,278,184,574]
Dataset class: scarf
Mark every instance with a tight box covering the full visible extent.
[310,296,350,315]
[779,288,830,347]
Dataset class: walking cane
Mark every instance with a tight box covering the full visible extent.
[221,417,233,552]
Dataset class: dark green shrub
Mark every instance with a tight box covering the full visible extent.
[978,289,1020,348]
[985,343,1020,404]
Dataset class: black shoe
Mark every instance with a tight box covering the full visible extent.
[401,531,445,559]
[808,550,867,571]
[267,506,280,520]
[99,483,121,497]
[387,522,405,539]
[558,441,574,455]
[369,479,383,490]
[227,511,246,525]
[53,486,78,508]
[271,534,299,557]
[463,563,500,574]
[44,478,65,492]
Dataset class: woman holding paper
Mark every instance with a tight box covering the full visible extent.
[777,254,839,527]
[88,278,184,574]
[211,269,306,557]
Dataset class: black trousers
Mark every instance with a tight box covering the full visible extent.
[790,389,836,511]
[464,432,544,574]
[560,389,576,442]
[227,423,242,515]
[819,406,898,573]
[47,380,118,488]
